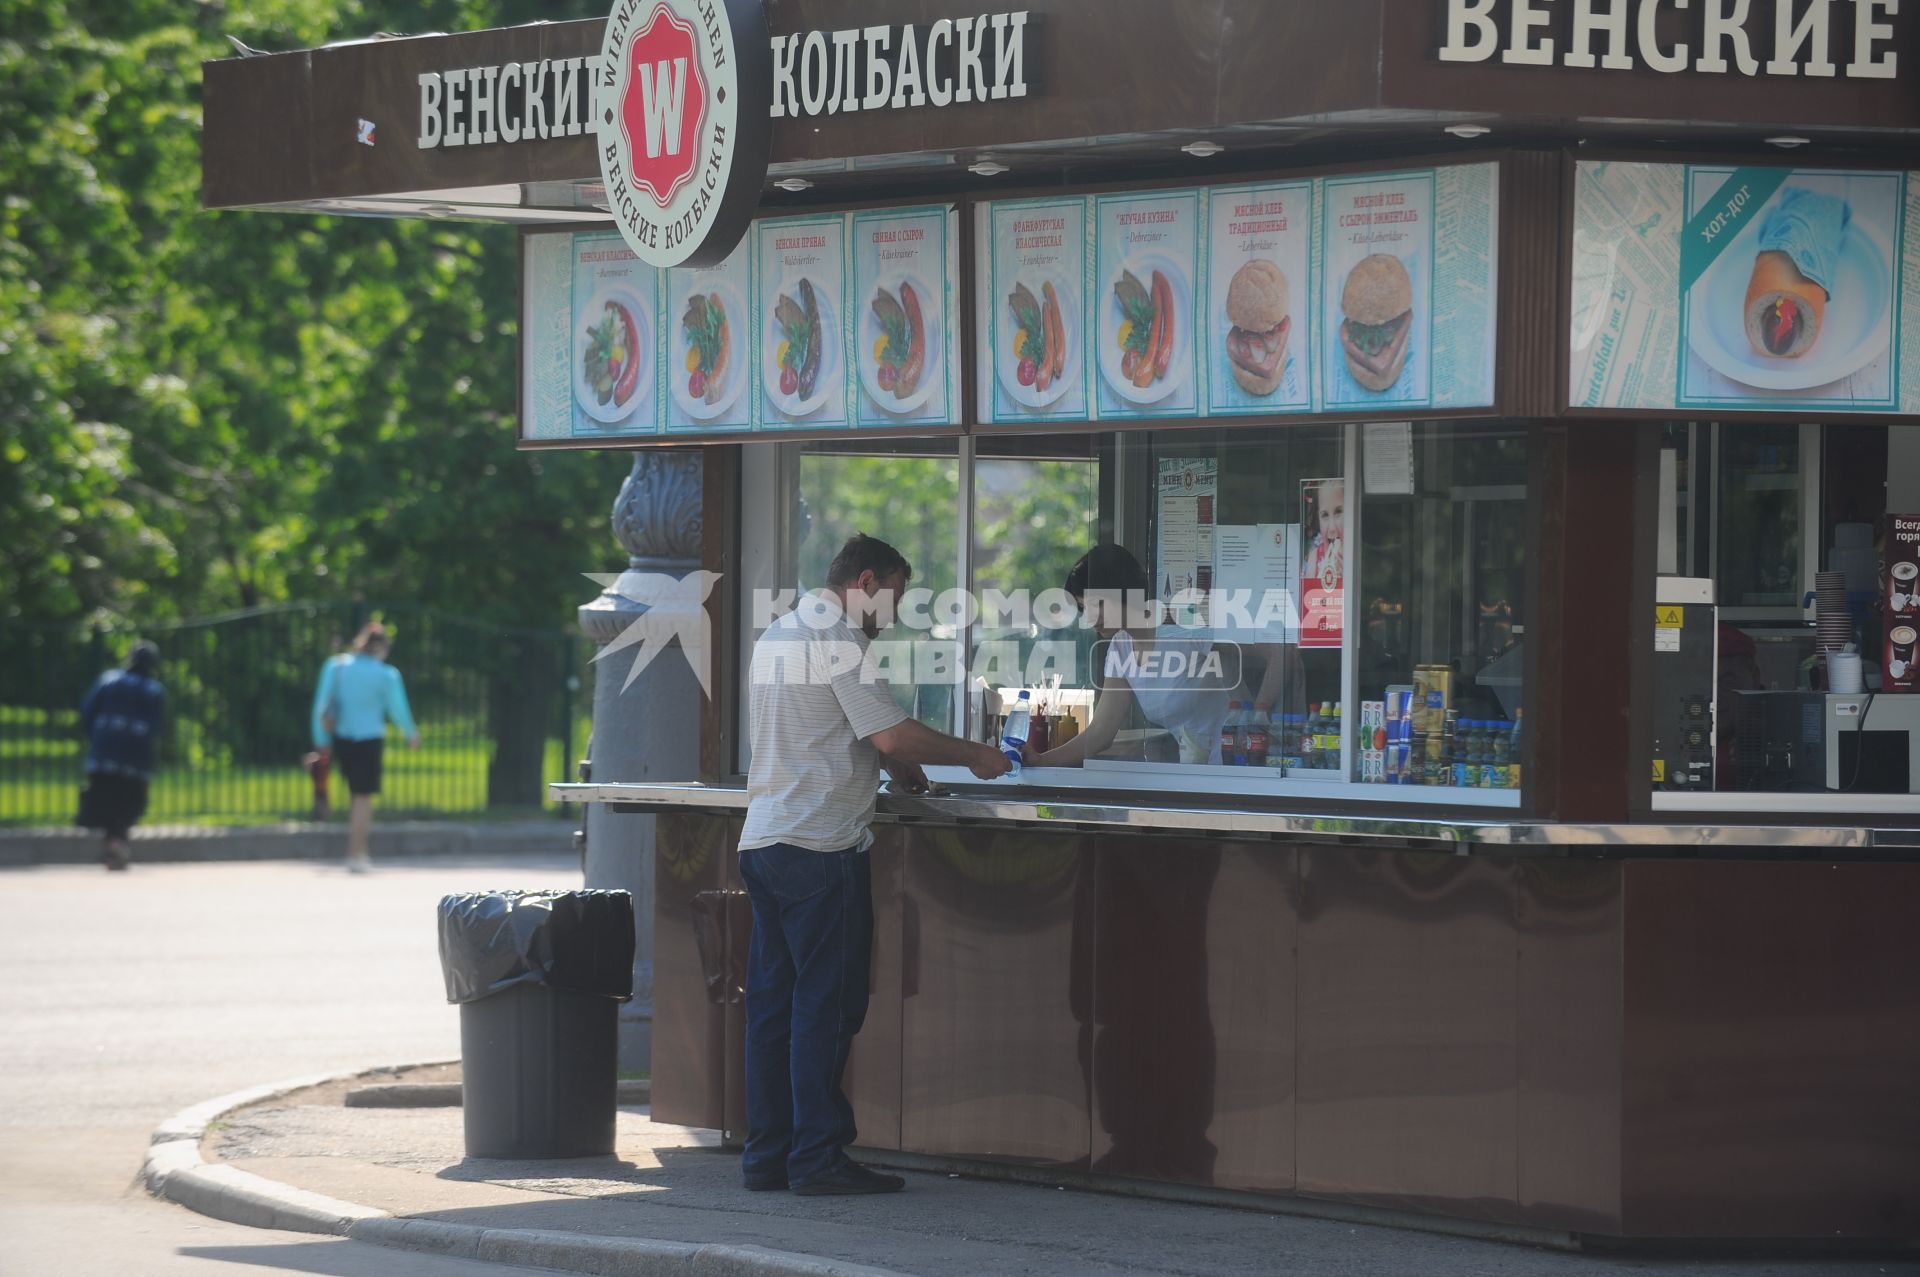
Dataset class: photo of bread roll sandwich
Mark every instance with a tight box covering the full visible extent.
[1224,259,1291,397]
[1744,187,1852,360]
[1338,254,1413,392]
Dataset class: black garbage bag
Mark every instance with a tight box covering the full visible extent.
[437,889,635,1004]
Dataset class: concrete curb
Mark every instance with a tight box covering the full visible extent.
[143,1063,909,1277]
[0,818,576,868]
[344,1078,652,1108]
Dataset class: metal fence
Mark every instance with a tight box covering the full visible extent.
[0,603,593,826]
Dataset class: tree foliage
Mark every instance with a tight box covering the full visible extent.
[1,0,629,628]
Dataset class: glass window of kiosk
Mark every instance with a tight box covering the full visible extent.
[741,424,1529,803]
[960,422,1528,805]
[1652,421,1914,810]
[739,440,964,743]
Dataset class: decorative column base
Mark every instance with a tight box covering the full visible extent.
[579,452,706,1075]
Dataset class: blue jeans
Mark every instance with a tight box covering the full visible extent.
[738,842,873,1186]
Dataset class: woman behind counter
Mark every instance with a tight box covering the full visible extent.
[1025,545,1287,769]
[311,622,419,872]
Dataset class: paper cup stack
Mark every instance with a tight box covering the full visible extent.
[1827,652,1865,695]
[1814,571,1851,652]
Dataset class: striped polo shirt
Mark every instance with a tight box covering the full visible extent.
[738,595,909,854]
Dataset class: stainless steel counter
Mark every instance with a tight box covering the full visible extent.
[551,781,1918,853]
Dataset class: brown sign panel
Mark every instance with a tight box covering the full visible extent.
[1383,0,1919,131]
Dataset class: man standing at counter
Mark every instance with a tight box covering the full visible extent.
[738,533,1011,1196]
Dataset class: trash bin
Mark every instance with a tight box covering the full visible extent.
[437,889,635,1159]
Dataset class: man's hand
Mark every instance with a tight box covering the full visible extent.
[884,760,935,795]
[967,742,1014,780]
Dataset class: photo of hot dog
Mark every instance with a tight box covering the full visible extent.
[1743,188,1850,360]
[1224,259,1291,397]
[573,282,653,427]
[1338,254,1413,393]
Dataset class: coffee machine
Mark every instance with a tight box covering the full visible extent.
[1825,695,1920,794]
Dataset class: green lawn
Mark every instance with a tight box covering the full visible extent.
[0,704,585,826]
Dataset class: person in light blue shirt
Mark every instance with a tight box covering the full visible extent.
[311,622,419,872]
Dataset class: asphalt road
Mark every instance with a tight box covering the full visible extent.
[0,853,583,1277]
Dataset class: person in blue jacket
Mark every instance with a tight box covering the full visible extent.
[77,640,165,871]
[311,622,419,872]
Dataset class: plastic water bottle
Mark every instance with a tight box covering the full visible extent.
[1001,690,1032,775]
[1223,701,1246,765]
[1507,710,1524,790]
[1246,708,1270,768]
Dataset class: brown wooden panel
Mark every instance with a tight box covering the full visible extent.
[844,831,905,1152]
[1296,848,1521,1220]
[1380,2,1920,131]
[1088,839,1298,1192]
[1497,151,1564,421]
[651,811,741,1130]
[1621,860,1920,1240]
[1515,859,1624,1234]
[900,825,1091,1167]
[1526,422,1640,823]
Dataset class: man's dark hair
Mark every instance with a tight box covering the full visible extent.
[125,640,160,676]
[1064,543,1150,599]
[826,533,912,589]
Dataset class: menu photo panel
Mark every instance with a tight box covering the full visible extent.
[851,206,961,429]
[662,235,755,435]
[521,228,664,441]
[759,213,853,432]
[1571,161,1919,414]
[981,197,1092,425]
[1094,190,1203,421]
[1206,181,1314,416]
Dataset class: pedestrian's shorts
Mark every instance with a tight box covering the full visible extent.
[332,737,385,796]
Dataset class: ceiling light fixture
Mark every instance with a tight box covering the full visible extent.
[1766,135,1810,149]
[969,160,1010,177]
[1181,140,1225,158]
[1445,124,1491,139]
[773,177,813,192]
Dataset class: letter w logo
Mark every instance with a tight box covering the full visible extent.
[636,58,689,158]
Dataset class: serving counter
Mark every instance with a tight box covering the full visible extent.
[554,779,1920,1245]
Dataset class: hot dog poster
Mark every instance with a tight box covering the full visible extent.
[759,213,852,431]
[1320,171,1435,409]
[851,206,959,428]
[519,229,665,440]
[983,197,1091,424]
[1094,191,1202,420]
[664,235,754,434]
[1571,162,1920,414]
[1207,181,1313,416]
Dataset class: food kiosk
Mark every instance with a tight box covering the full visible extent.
[202,0,1920,1247]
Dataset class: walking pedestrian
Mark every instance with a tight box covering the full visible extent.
[737,533,1010,1196]
[76,640,165,871]
[310,622,419,873]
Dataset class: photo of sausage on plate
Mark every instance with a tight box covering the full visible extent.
[1744,188,1850,360]
[860,272,940,415]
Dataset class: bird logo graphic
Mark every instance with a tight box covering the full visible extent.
[583,570,723,695]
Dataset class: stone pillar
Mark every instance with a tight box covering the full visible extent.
[579,451,705,1073]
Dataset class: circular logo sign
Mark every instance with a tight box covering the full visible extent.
[595,0,771,269]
